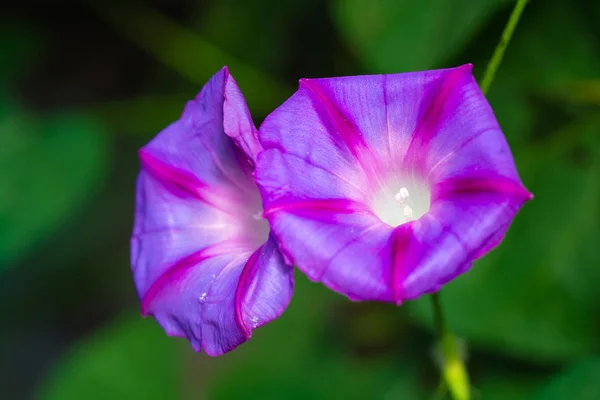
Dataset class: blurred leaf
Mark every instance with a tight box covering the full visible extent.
[483,0,600,145]
[332,0,510,73]
[409,124,600,361]
[473,367,548,400]
[0,110,109,265]
[197,1,297,78]
[531,358,600,400]
[87,1,292,115]
[208,274,429,400]
[35,314,182,400]
[500,0,600,87]
[546,81,600,107]
[91,93,191,135]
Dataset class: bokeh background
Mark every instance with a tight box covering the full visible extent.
[1,0,599,399]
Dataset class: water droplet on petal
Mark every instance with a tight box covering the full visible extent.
[250,316,259,328]
[199,292,207,303]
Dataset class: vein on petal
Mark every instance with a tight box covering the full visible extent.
[131,224,229,240]
[383,74,393,162]
[426,127,497,178]
[195,128,255,195]
[317,221,382,282]
[272,149,369,196]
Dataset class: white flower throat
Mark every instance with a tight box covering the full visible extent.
[370,178,431,227]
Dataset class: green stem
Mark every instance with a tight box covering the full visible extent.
[431,293,469,400]
[479,0,529,95]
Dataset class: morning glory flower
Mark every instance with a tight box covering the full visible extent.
[255,64,532,304]
[131,67,293,355]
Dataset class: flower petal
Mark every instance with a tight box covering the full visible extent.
[256,148,369,207]
[266,207,393,301]
[132,68,293,355]
[142,68,257,210]
[143,236,292,356]
[235,235,294,336]
[223,71,262,163]
[257,66,531,303]
[131,170,238,298]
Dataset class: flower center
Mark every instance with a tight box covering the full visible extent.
[370,177,431,227]
[235,189,270,249]
[248,207,270,246]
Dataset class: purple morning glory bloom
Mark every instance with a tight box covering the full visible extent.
[255,65,532,304]
[131,67,293,355]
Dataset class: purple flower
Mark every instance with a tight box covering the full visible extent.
[255,65,532,304]
[131,68,293,355]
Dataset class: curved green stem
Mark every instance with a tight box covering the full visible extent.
[431,293,470,400]
[480,0,529,95]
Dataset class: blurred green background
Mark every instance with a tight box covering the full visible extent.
[1,1,599,399]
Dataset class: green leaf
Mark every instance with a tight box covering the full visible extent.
[35,314,182,400]
[332,0,510,73]
[0,110,109,264]
[531,359,600,400]
[409,124,600,361]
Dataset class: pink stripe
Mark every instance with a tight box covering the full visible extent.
[300,79,368,159]
[402,65,472,172]
[263,198,370,216]
[432,175,533,201]
[139,149,233,214]
[390,223,415,304]
[140,242,233,315]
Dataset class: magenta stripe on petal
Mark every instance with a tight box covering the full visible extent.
[390,223,414,304]
[264,198,371,217]
[300,79,369,157]
[300,79,382,180]
[433,175,533,201]
[139,149,230,213]
[234,236,294,338]
[141,241,234,315]
[234,248,261,337]
[401,65,473,174]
